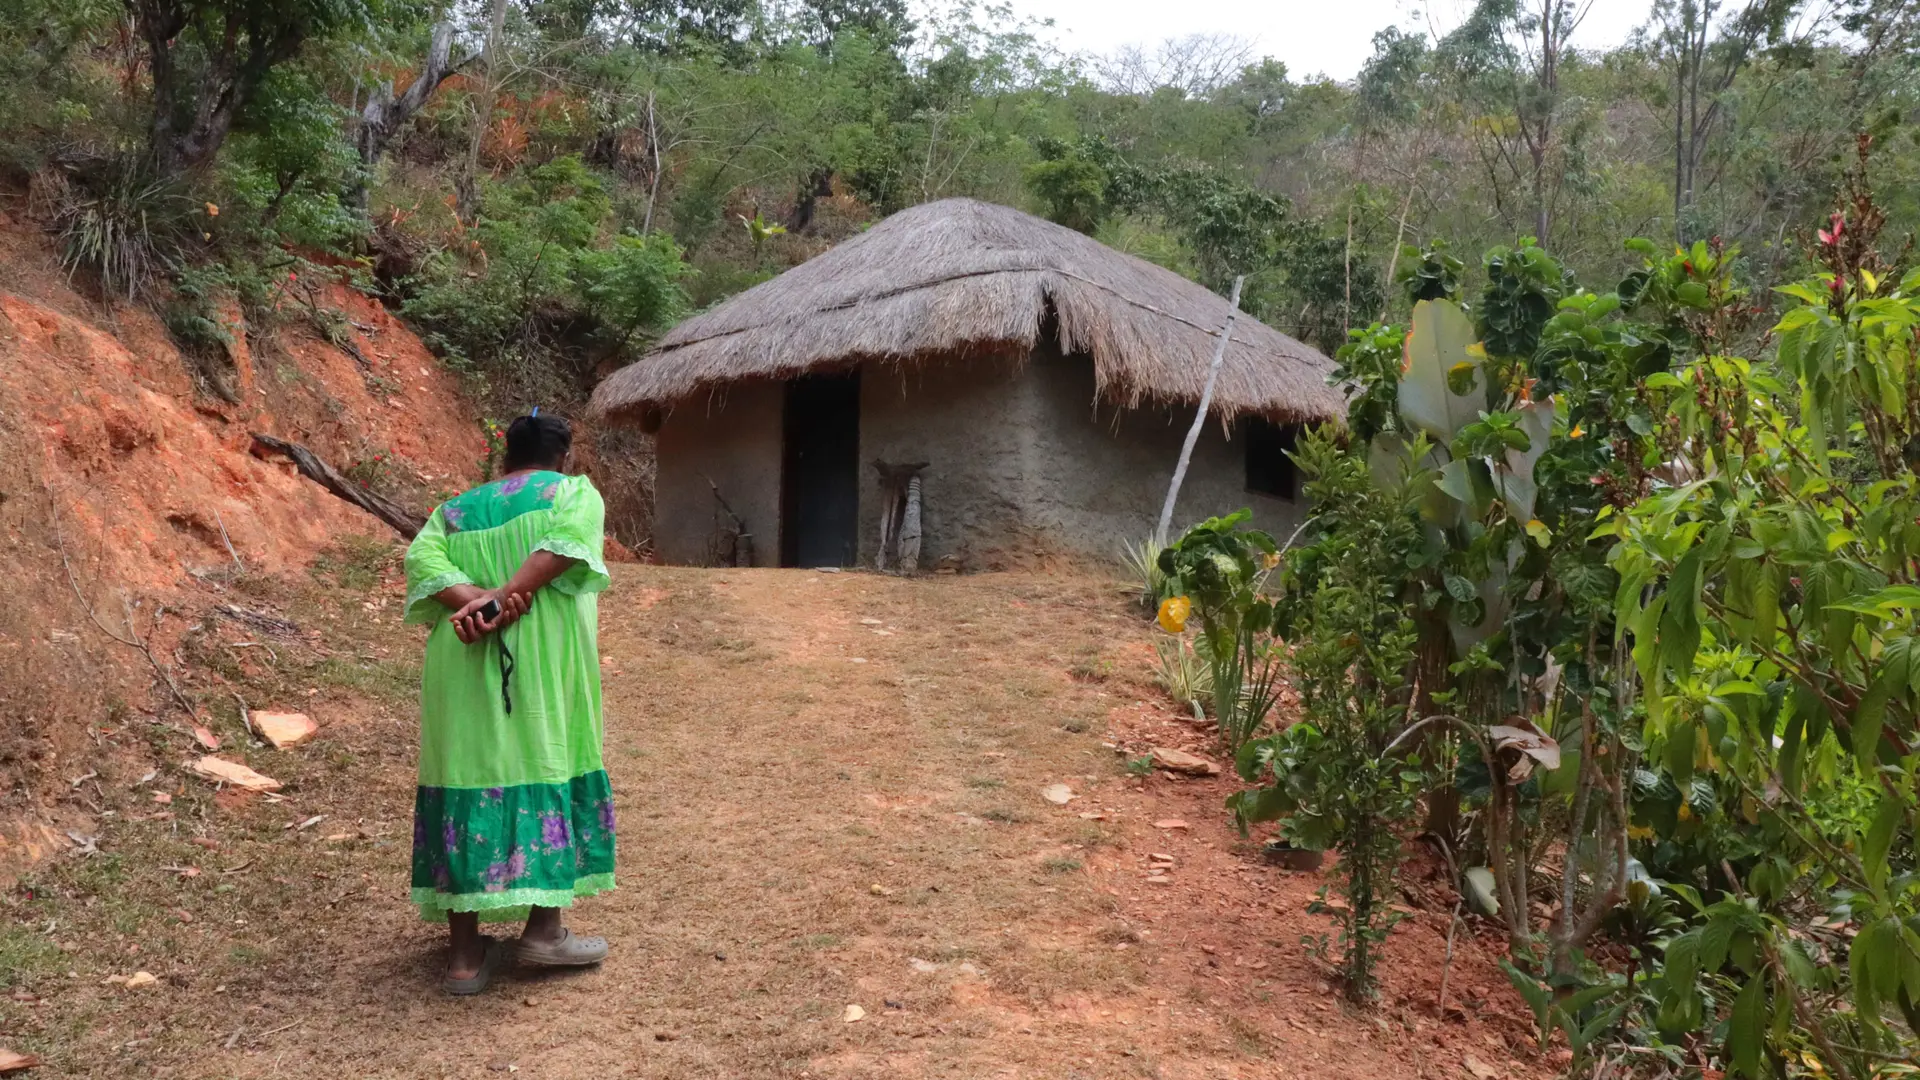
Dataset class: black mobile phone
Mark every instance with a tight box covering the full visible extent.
[476,598,502,622]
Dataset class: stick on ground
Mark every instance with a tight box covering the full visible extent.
[249,433,425,539]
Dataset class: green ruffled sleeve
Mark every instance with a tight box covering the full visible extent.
[404,508,472,624]
[537,475,611,595]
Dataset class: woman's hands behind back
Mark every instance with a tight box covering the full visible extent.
[449,590,530,644]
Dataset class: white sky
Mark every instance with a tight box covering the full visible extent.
[1011,0,1658,81]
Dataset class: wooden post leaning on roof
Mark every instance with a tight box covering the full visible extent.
[1155,275,1245,545]
[249,433,427,539]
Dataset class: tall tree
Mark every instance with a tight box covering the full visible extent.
[125,0,373,175]
[1438,0,1589,245]
[1647,0,1799,240]
[354,21,470,208]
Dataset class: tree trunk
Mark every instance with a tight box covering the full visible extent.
[787,168,834,233]
[642,89,661,235]
[353,21,464,210]
[457,0,512,223]
[130,0,305,177]
[248,434,425,539]
[1156,276,1244,544]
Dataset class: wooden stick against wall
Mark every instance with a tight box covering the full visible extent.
[1154,275,1245,545]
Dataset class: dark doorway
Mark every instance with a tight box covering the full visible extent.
[780,371,861,567]
[1243,418,1300,501]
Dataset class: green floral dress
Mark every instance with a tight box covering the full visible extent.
[402,470,616,922]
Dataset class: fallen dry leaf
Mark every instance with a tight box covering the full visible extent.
[189,756,281,792]
[0,1047,40,1073]
[192,725,221,751]
[1462,1054,1501,1080]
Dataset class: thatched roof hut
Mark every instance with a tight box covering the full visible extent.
[589,197,1343,424]
[594,197,1341,570]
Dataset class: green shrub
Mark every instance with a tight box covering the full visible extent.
[53,159,191,301]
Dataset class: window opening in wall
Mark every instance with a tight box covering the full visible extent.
[1244,418,1299,501]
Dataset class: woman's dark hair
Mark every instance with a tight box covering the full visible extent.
[502,413,573,472]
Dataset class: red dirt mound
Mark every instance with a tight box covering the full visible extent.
[0,208,483,868]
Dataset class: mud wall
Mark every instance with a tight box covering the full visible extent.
[856,356,1034,566]
[652,350,1308,569]
[1021,350,1306,551]
[856,348,1303,568]
[652,379,783,566]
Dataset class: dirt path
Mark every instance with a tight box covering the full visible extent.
[3,567,1543,1079]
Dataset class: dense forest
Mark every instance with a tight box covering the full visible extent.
[6,0,1917,427]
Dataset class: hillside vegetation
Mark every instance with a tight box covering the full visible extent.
[6,0,1917,441]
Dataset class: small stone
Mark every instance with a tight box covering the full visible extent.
[523,997,536,1007]
[1040,783,1075,805]
[251,712,318,749]
[884,999,903,1010]
[843,1004,866,1023]
[124,971,159,989]
[860,618,883,625]
[908,957,938,973]
[869,883,892,896]
[1149,747,1220,776]
[1151,819,1190,831]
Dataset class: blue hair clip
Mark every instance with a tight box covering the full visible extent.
[530,406,540,417]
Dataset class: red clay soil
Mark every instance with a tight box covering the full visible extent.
[0,204,484,858]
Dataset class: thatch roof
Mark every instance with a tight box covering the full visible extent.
[590,197,1344,424]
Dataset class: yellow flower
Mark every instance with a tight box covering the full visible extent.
[1569,422,1585,439]
[1677,801,1693,822]
[1627,824,1655,841]
[1157,595,1191,634]
[1261,551,1280,570]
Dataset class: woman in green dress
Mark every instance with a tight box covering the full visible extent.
[402,413,616,993]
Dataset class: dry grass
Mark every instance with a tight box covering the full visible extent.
[590,198,1344,425]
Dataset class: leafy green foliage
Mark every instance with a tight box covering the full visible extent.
[53,159,193,301]
[405,156,688,382]
[1590,182,1920,1069]
[1156,511,1285,749]
[1233,426,1426,1001]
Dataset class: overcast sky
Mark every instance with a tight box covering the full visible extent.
[1009,0,1657,81]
